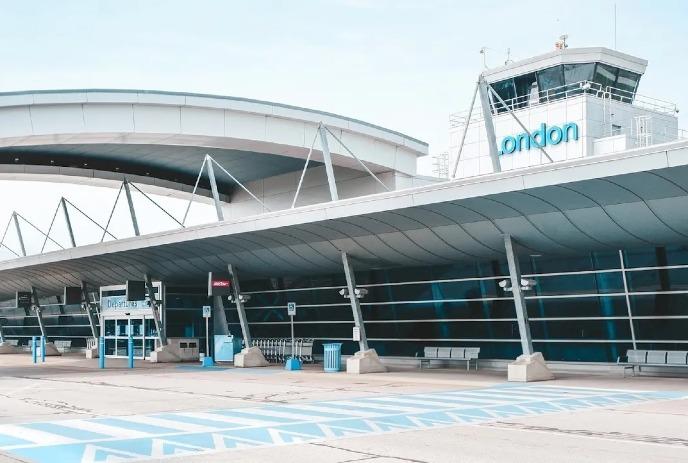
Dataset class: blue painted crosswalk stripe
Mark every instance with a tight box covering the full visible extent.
[0,384,683,463]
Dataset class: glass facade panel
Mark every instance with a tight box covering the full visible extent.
[527,295,628,318]
[165,308,205,338]
[365,320,518,340]
[629,293,688,316]
[530,319,631,340]
[626,268,688,292]
[535,342,632,363]
[531,272,624,296]
[624,247,662,268]
[242,305,351,323]
[361,300,515,321]
[665,245,688,265]
[633,319,688,341]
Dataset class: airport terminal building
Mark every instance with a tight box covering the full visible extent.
[0,46,687,369]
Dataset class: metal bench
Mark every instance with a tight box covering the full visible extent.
[617,349,688,377]
[419,346,480,371]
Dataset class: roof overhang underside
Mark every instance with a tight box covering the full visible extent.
[1,141,688,298]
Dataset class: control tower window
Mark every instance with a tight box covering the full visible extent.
[616,69,641,101]
[593,63,618,90]
[514,73,537,108]
[536,65,565,102]
[563,63,596,96]
[564,63,595,84]
[490,79,516,113]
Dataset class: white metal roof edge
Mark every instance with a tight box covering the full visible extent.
[483,47,648,82]
[1,138,686,273]
[0,89,428,155]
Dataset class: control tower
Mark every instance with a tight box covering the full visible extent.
[450,47,680,178]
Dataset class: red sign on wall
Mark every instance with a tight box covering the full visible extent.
[208,272,233,297]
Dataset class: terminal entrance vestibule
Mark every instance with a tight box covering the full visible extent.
[99,282,163,360]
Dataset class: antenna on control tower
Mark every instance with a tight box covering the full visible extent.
[555,34,569,50]
[614,3,617,49]
[479,47,488,69]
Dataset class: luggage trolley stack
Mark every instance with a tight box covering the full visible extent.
[250,338,314,364]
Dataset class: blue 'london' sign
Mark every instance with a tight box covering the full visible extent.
[499,122,579,155]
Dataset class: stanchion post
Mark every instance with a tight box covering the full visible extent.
[41,336,46,363]
[32,336,37,364]
[284,302,301,370]
[99,336,105,369]
[128,335,134,369]
[201,305,214,367]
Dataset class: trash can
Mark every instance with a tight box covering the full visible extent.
[323,343,342,372]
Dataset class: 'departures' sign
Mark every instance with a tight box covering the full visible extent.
[101,295,149,311]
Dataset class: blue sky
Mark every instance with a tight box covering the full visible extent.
[1,0,686,152]
[0,0,685,256]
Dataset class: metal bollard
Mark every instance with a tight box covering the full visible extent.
[128,335,134,369]
[99,337,105,369]
[41,336,46,363]
[32,336,37,364]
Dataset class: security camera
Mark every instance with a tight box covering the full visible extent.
[520,278,536,289]
[353,288,368,299]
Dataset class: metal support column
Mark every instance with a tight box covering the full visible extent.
[206,157,225,221]
[478,74,501,173]
[30,287,47,340]
[144,274,167,346]
[341,252,369,352]
[318,125,339,201]
[619,250,637,349]
[123,180,140,237]
[503,234,533,356]
[12,212,26,256]
[450,80,479,179]
[60,197,76,248]
[81,281,99,340]
[212,295,230,336]
[227,264,251,347]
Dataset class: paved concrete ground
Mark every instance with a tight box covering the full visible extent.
[0,353,686,462]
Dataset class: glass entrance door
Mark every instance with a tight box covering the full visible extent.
[103,316,149,359]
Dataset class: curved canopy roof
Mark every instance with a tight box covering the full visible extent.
[0,89,428,197]
[0,139,686,298]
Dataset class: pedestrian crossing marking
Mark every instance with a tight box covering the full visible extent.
[0,384,681,463]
